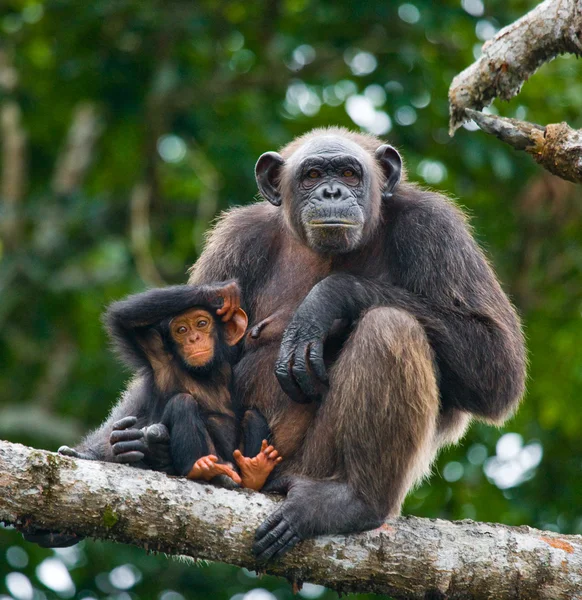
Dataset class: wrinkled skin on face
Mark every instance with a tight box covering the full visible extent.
[289,137,372,254]
[255,135,402,255]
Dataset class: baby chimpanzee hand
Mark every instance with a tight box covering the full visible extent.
[211,281,241,322]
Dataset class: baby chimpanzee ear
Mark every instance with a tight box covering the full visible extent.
[224,308,248,346]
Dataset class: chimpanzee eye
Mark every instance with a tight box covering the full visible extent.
[176,326,187,334]
[197,320,208,328]
[307,169,321,179]
[342,169,354,178]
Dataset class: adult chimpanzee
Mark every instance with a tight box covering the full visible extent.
[187,127,526,561]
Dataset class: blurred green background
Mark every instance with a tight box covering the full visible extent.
[1,0,581,598]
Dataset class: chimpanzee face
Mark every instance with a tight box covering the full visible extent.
[255,134,402,255]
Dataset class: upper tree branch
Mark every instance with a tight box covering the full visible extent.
[466,109,582,182]
[2,440,582,599]
[449,0,582,133]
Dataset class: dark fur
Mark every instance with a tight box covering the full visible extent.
[74,284,267,473]
[188,127,526,560]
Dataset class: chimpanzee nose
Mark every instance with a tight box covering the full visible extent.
[321,185,343,200]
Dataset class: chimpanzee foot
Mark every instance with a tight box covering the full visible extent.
[187,455,242,485]
[233,440,283,491]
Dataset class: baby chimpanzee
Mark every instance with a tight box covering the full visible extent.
[62,281,282,490]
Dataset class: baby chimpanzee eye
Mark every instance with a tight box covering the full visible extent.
[176,326,188,334]
[197,320,208,328]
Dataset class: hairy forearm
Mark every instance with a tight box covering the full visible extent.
[105,284,225,331]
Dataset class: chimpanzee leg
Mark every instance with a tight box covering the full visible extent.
[254,307,441,560]
[241,408,271,457]
[161,393,210,476]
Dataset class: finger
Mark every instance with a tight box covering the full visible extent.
[117,451,145,463]
[291,343,319,399]
[255,527,298,562]
[275,352,308,403]
[216,465,242,485]
[112,440,147,456]
[112,416,138,430]
[263,445,274,455]
[223,305,236,322]
[268,451,279,460]
[207,455,218,462]
[269,534,301,561]
[260,440,268,452]
[275,456,283,464]
[308,341,329,385]
[253,518,290,558]
[144,423,170,443]
[110,429,143,444]
[255,508,285,541]
[58,446,78,457]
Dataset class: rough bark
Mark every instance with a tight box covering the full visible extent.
[466,109,582,183]
[1,441,582,599]
[449,0,582,134]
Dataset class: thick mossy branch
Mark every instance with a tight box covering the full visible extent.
[1,441,582,598]
[466,109,582,183]
[449,0,582,134]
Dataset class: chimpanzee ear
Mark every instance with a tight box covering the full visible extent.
[255,151,285,206]
[224,308,249,346]
[375,144,402,197]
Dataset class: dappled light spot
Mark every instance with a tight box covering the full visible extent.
[398,4,421,24]
[298,583,326,598]
[109,564,142,590]
[462,0,484,17]
[36,558,75,597]
[5,572,34,600]
[6,546,28,569]
[484,433,543,489]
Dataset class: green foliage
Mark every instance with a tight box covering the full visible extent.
[0,0,581,598]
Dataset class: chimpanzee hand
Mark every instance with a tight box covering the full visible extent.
[58,446,97,460]
[109,416,147,463]
[141,423,173,473]
[253,477,382,562]
[207,280,241,322]
[275,303,335,403]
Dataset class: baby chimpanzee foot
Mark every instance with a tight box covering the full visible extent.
[233,440,283,491]
[187,455,242,485]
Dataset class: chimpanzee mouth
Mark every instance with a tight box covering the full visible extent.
[308,219,360,227]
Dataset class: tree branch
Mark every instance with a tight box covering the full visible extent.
[465,109,582,183]
[449,0,582,134]
[2,441,582,599]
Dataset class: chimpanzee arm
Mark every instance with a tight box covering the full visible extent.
[104,282,239,369]
[277,192,526,422]
[59,375,167,464]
